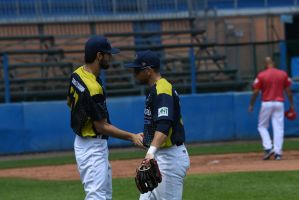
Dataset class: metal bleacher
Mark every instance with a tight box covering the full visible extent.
[105,29,247,94]
[0,0,297,22]
[0,0,294,102]
[0,35,74,101]
[0,29,248,102]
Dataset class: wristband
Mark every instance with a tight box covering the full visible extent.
[147,146,158,156]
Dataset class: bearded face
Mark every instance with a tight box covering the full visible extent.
[98,53,112,70]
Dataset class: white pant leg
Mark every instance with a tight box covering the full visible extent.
[105,163,112,200]
[271,102,284,155]
[140,144,190,200]
[258,102,274,150]
[74,135,111,200]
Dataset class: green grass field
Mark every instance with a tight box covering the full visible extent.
[1,171,299,200]
[0,138,299,199]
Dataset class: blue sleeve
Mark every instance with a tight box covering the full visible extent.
[155,119,172,136]
[153,93,173,122]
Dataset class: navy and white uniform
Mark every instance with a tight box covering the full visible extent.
[140,78,190,200]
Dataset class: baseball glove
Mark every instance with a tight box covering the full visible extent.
[285,107,297,120]
[135,159,162,194]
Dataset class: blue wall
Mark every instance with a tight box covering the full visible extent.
[0,92,298,154]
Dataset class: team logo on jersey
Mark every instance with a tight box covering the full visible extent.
[144,108,151,116]
[158,107,168,117]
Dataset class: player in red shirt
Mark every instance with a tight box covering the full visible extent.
[248,57,294,160]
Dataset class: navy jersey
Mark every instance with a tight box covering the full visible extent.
[143,78,185,147]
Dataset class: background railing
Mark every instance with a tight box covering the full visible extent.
[0,0,297,22]
[0,1,298,102]
[0,39,291,103]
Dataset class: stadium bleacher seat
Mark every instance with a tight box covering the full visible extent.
[0,0,296,22]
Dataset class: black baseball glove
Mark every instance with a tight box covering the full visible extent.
[135,158,162,194]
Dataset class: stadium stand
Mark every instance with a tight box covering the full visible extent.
[0,0,296,102]
[0,0,297,22]
[0,35,73,101]
[103,28,248,93]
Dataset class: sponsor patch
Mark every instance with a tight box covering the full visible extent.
[158,107,168,117]
[72,78,85,92]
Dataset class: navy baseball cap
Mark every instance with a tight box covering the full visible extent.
[124,50,160,69]
[85,35,120,57]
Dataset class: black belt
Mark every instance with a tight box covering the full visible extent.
[93,134,109,139]
[81,134,108,139]
[176,142,183,146]
[91,135,102,139]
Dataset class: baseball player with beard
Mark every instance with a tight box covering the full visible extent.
[248,57,294,160]
[67,35,144,200]
[125,50,190,200]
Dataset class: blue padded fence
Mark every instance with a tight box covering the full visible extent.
[0,92,298,154]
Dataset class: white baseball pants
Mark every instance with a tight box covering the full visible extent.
[74,135,112,200]
[258,101,284,155]
[139,144,190,200]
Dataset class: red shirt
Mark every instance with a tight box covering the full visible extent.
[252,68,292,101]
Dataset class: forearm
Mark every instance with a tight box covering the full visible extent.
[286,88,294,107]
[250,90,259,106]
[150,131,168,148]
[288,94,294,107]
[145,131,167,157]
[94,120,133,141]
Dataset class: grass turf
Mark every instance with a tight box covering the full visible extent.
[1,171,299,200]
[1,138,299,169]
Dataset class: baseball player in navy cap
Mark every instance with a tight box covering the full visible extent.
[125,50,190,200]
[67,35,144,200]
[84,35,120,69]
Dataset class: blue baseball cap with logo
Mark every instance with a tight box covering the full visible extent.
[85,35,120,58]
[124,50,160,69]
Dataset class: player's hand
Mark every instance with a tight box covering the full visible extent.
[145,153,154,159]
[142,153,154,166]
[132,134,145,149]
[137,132,144,138]
[248,105,254,112]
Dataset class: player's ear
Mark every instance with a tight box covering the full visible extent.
[145,67,153,75]
[96,52,103,60]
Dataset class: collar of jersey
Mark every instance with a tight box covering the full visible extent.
[81,66,97,80]
[156,78,166,85]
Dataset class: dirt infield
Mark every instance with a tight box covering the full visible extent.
[0,151,299,180]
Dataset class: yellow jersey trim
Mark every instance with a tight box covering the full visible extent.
[74,66,103,96]
[156,78,172,96]
[160,127,173,148]
[73,66,104,137]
